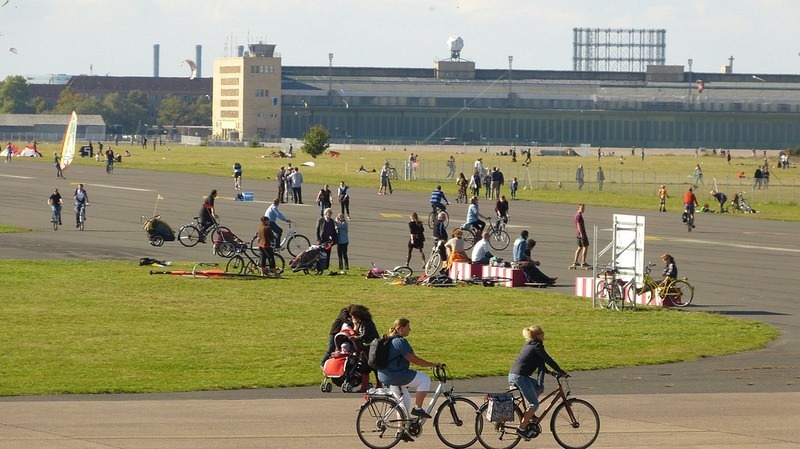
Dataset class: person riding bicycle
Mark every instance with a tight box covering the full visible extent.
[198,189,217,240]
[48,188,63,225]
[430,185,450,214]
[432,211,448,268]
[495,194,510,227]
[710,190,728,213]
[683,187,698,227]
[509,325,568,441]
[264,198,291,249]
[73,184,89,227]
[465,196,490,240]
[377,317,441,431]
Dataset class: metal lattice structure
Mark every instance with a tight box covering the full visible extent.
[573,28,666,72]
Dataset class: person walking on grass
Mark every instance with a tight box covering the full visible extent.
[406,212,426,267]
[658,185,669,212]
[571,204,590,268]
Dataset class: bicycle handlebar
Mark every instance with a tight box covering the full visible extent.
[432,364,448,383]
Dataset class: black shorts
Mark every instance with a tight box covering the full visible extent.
[576,235,589,247]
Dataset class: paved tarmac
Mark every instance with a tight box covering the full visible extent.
[0,158,798,448]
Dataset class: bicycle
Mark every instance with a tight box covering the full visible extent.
[75,202,88,231]
[428,206,450,229]
[682,208,695,232]
[178,216,231,247]
[423,240,446,276]
[461,221,510,252]
[50,205,62,231]
[456,186,467,204]
[623,263,695,308]
[356,365,479,449]
[225,244,284,276]
[370,262,413,279]
[249,222,310,258]
[595,268,626,310]
[475,372,599,449]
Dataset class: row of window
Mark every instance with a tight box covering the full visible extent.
[250,65,276,74]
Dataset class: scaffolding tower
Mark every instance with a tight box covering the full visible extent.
[573,28,666,72]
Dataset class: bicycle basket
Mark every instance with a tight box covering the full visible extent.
[484,393,515,422]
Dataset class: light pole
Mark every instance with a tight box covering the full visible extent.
[508,56,513,100]
[328,53,334,106]
[687,58,693,107]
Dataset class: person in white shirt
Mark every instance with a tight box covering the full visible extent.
[471,231,492,264]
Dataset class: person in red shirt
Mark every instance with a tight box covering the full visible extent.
[683,187,698,226]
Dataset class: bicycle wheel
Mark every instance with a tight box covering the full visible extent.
[356,397,406,449]
[391,266,413,279]
[285,234,311,257]
[666,279,694,307]
[610,282,624,310]
[549,398,600,449]
[52,212,58,231]
[595,281,616,310]
[273,253,285,272]
[463,229,476,251]
[217,242,236,258]
[434,397,479,449]
[488,230,510,251]
[225,255,246,274]
[623,282,638,309]
[475,403,524,449]
[425,252,443,277]
[178,225,202,247]
[243,260,260,276]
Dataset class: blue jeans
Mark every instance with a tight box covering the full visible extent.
[509,372,543,411]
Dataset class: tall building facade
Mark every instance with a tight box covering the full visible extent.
[212,43,282,141]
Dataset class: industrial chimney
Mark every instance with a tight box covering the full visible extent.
[195,45,202,78]
[153,44,160,78]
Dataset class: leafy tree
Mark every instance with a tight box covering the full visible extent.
[301,125,330,158]
[0,75,31,113]
[157,96,189,127]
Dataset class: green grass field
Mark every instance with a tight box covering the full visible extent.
[0,260,778,396]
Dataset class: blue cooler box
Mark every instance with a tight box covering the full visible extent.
[242,192,254,201]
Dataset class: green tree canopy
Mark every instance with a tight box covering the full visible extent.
[0,75,32,113]
[301,125,330,158]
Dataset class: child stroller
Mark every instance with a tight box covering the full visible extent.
[143,215,176,246]
[289,242,332,274]
[320,328,368,393]
[212,227,249,258]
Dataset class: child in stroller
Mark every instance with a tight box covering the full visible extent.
[320,328,368,393]
[213,227,249,257]
[290,241,332,274]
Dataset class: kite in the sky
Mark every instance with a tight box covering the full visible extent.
[8,47,17,54]
[180,59,197,80]
[1,0,9,7]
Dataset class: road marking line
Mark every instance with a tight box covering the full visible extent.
[0,174,34,179]
[81,183,153,192]
[669,237,800,254]
[380,213,404,218]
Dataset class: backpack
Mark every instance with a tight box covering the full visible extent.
[367,335,399,370]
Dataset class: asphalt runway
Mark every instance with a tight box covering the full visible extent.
[1,159,798,448]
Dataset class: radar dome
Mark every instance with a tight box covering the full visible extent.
[447,35,464,52]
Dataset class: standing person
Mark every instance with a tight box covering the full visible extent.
[456,172,468,200]
[350,305,380,393]
[277,167,286,203]
[53,152,64,179]
[762,166,770,189]
[596,167,605,191]
[575,165,584,190]
[264,198,291,249]
[641,148,645,161]
[315,183,332,217]
[335,213,349,271]
[284,167,293,202]
[337,181,351,220]
[5,142,13,162]
[446,155,456,178]
[469,170,481,197]
[73,183,90,228]
[683,187,698,228]
[710,190,728,213]
[377,318,441,425]
[48,188,63,225]
[429,185,450,214]
[256,216,276,276]
[406,212,426,267]
[727,152,732,165]
[490,166,504,199]
[524,148,532,165]
[466,196,490,239]
[658,185,669,212]
[198,189,217,238]
[432,211,448,269]
[510,177,519,200]
[495,195,510,226]
[693,164,705,187]
[289,167,303,204]
[483,171,492,199]
[379,163,391,195]
[316,208,337,270]
[105,149,114,174]
[571,204,590,268]
[509,325,567,440]
[473,157,484,177]
[232,162,242,190]
[320,305,355,367]
[752,166,763,190]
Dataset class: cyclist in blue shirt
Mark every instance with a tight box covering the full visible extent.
[430,185,450,214]
[264,198,291,249]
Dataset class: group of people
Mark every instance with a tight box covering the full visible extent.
[574,165,605,191]
[276,166,304,204]
[48,183,89,228]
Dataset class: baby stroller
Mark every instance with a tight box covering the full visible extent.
[212,227,249,258]
[143,215,176,247]
[289,242,332,274]
[320,328,368,393]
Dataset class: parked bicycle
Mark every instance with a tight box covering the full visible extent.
[595,267,625,311]
[369,262,413,279]
[475,372,599,449]
[225,244,284,276]
[249,221,310,257]
[423,240,445,277]
[356,364,479,449]
[178,216,230,247]
[624,263,694,308]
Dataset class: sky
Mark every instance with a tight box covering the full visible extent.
[2,0,800,81]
